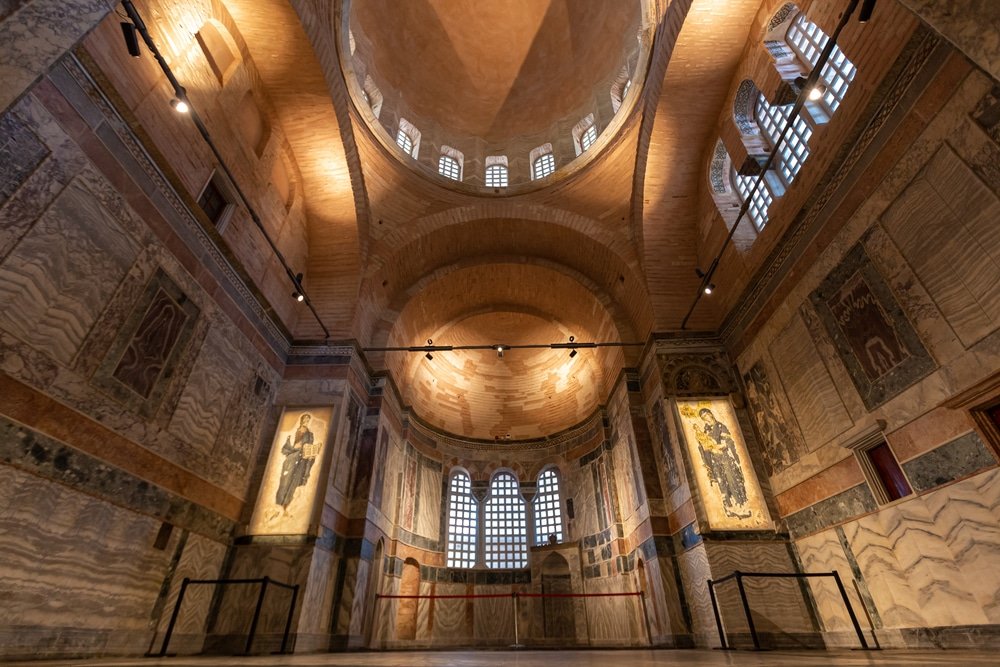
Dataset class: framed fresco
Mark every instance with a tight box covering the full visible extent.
[249,406,334,535]
[674,398,772,531]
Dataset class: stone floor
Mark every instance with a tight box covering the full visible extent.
[8,650,1000,667]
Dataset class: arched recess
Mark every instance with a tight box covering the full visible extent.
[396,558,420,641]
[541,552,576,640]
[236,90,270,157]
[383,263,623,440]
[195,18,240,85]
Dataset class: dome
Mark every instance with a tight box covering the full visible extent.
[344,0,648,189]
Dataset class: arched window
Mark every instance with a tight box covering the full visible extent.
[485,164,508,187]
[395,118,420,158]
[438,156,461,181]
[532,152,555,180]
[580,123,598,152]
[755,94,812,187]
[533,468,564,545]
[484,472,527,568]
[785,12,856,116]
[396,128,414,156]
[446,471,477,568]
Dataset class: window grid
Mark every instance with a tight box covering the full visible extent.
[756,96,812,186]
[580,124,598,151]
[446,473,478,568]
[735,172,772,231]
[485,164,508,187]
[532,152,555,180]
[484,473,528,569]
[438,155,460,181]
[786,13,856,114]
[396,128,414,156]
[533,469,564,545]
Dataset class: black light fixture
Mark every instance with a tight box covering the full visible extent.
[291,272,305,302]
[858,0,877,23]
[704,283,716,295]
[568,335,578,358]
[120,21,141,57]
[425,339,434,361]
[169,97,189,113]
[496,345,505,359]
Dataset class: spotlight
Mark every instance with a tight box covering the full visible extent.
[425,352,434,361]
[569,349,578,358]
[170,97,189,113]
[291,272,304,302]
[496,345,504,359]
[859,0,877,23]
[120,22,141,57]
[704,283,716,295]
[794,76,826,102]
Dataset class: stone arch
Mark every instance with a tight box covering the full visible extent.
[236,90,270,157]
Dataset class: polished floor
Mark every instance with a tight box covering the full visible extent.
[9,650,999,667]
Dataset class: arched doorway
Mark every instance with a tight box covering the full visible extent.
[541,552,576,641]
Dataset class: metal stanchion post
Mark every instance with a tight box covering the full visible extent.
[510,591,524,649]
[734,572,762,650]
[245,576,269,655]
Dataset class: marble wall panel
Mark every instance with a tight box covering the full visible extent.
[881,145,1000,348]
[771,314,853,450]
[844,469,1000,630]
[413,461,442,540]
[0,177,137,365]
[152,531,228,655]
[794,530,870,637]
[0,465,168,657]
[677,544,715,644]
[902,431,996,492]
[167,331,240,453]
[0,111,48,206]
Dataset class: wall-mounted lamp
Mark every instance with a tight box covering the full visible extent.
[170,97,189,113]
[291,272,305,302]
[704,283,716,295]
[496,345,505,359]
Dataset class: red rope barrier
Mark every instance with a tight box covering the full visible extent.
[375,591,642,600]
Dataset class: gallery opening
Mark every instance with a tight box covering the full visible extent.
[2,0,1000,665]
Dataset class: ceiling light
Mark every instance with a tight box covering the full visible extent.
[425,352,433,361]
[794,76,826,102]
[120,22,141,57]
[291,272,304,302]
[496,345,504,359]
[170,97,189,113]
[569,349,578,358]
[704,283,716,295]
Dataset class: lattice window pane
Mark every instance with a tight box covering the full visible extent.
[485,164,508,187]
[532,152,555,180]
[786,13,856,114]
[446,472,478,568]
[580,124,598,151]
[735,172,773,231]
[756,95,811,186]
[533,469,564,545]
[485,473,528,568]
[396,128,414,156]
[438,155,460,180]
